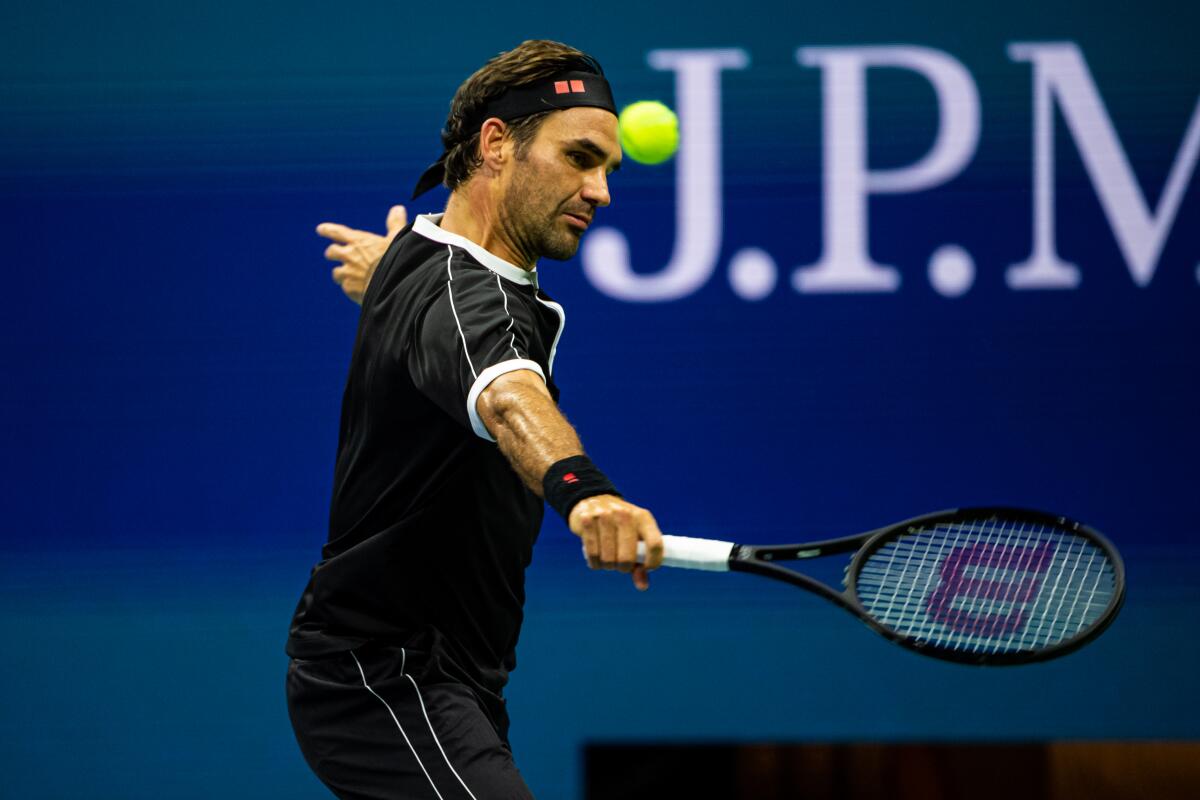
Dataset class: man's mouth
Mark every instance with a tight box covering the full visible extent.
[562,212,591,231]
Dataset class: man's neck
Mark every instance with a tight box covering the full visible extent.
[440,185,536,271]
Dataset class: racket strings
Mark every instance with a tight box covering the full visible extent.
[853,519,1117,655]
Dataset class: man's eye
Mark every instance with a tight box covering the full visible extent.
[568,152,588,166]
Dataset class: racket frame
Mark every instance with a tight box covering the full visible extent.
[726,507,1126,665]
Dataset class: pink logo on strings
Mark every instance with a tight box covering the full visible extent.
[926,540,1055,637]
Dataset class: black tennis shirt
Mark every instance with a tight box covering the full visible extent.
[287,213,566,724]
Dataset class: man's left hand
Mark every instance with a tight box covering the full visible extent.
[317,205,408,305]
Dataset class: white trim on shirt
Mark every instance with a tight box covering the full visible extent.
[413,213,536,286]
[466,359,547,441]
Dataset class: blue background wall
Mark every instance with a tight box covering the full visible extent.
[1,2,1196,797]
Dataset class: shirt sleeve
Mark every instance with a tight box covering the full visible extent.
[408,257,546,441]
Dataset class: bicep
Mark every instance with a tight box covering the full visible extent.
[476,368,554,437]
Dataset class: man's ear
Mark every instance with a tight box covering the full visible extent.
[478,118,509,172]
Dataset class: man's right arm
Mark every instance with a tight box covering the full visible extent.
[477,369,664,590]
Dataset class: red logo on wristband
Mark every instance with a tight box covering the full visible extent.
[562,473,580,484]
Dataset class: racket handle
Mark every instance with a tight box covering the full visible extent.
[638,535,734,572]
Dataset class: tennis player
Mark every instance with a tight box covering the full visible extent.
[286,40,664,799]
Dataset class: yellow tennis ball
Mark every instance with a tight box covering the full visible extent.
[618,101,679,165]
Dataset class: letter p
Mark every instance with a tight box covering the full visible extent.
[795,46,981,292]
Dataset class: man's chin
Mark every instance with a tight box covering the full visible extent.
[538,233,583,261]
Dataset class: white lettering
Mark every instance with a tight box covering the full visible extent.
[581,48,749,302]
[794,46,980,293]
[1007,42,1200,288]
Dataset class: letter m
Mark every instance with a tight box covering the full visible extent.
[1007,42,1200,288]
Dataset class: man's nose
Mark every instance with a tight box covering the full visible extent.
[581,167,611,208]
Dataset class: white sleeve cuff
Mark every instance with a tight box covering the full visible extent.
[466,359,547,441]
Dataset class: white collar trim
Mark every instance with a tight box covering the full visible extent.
[413,213,536,286]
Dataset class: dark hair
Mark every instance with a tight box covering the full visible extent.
[442,40,605,191]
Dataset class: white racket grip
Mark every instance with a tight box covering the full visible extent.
[639,535,734,571]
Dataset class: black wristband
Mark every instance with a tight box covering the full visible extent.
[542,455,621,521]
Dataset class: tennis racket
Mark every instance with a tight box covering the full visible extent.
[639,507,1124,665]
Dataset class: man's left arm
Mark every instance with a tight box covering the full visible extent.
[317,204,408,304]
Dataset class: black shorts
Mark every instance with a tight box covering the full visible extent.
[287,642,535,800]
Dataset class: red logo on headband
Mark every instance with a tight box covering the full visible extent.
[554,80,586,95]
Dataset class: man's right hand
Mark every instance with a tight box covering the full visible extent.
[569,494,665,591]
[317,205,408,305]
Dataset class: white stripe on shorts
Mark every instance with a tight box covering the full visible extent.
[349,650,445,800]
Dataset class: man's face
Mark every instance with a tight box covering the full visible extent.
[498,107,622,262]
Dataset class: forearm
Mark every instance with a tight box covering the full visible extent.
[477,370,664,585]
[479,374,584,494]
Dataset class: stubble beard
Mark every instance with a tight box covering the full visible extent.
[502,164,583,263]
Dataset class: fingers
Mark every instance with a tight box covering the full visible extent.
[615,512,639,570]
[582,529,600,570]
[597,512,619,568]
[319,215,390,307]
[570,496,663,588]
[640,515,665,571]
[385,205,408,235]
[631,565,650,592]
[315,222,358,244]
[572,496,625,571]
[332,266,366,303]
[596,505,635,572]
[318,204,405,245]
[629,515,663,591]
